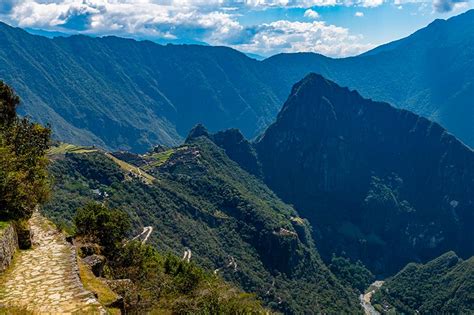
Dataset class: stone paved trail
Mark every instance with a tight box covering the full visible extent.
[0,212,105,314]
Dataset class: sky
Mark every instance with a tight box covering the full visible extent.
[0,0,472,57]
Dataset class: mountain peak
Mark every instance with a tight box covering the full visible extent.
[277,73,363,123]
[256,73,474,274]
[185,123,210,142]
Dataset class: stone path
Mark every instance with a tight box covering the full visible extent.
[0,212,105,314]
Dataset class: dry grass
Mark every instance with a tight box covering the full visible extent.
[105,153,155,184]
[48,143,98,155]
[77,259,121,315]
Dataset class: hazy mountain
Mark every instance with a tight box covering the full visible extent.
[1,10,473,151]
[255,73,474,275]
[0,22,280,152]
[372,251,474,313]
[263,9,474,148]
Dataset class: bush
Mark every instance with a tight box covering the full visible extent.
[74,202,130,255]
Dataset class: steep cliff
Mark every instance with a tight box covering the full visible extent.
[256,73,474,275]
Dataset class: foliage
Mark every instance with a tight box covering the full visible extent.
[372,252,474,314]
[44,138,360,314]
[74,202,130,255]
[73,203,266,313]
[109,241,267,314]
[77,259,121,315]
[329,254,375,293]
[0,81,51,221]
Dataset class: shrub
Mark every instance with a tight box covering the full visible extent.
[74,202,130,255]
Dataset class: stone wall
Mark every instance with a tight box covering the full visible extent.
[0,223,18,273]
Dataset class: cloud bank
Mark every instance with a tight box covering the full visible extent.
[0,0,413,57]
[433,0,469,12]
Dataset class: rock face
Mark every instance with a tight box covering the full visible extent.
[82,254,106,277]
[256,73,474,275]
[0,223,18,273]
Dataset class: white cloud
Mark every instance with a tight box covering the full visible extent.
[2,0,380,57]
[433,0,469,12]
[232,20,375,57]
[359,0,384,7]
[354,10,364,16]
[304,8,320,18]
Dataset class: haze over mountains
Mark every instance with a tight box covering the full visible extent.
[1,9,473,151]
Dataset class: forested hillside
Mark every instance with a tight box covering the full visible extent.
[1,10,473,150]
[372,251,474,313]
[0,22,279,152]
[255,73,474,276]
[44,133,360,314]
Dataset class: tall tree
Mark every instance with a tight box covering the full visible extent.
[0,81,51,221]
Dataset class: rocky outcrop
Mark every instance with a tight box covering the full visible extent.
[0,223,18,273]
[82,255,106,277]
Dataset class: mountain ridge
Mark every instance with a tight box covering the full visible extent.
[254,73,474,275]
[1,10,474,150]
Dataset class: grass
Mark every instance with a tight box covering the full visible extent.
[0,221,9,232]
[77,259,121,315]
[48,143,98,155]
[105,153,155,184]
[143,149,175,169]
[290,216,305,225]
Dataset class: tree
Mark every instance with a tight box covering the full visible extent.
[74,202,131,255]
[0,81,51,221]
[0,82,19,126]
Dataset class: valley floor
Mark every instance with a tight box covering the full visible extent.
[0,212,104,313]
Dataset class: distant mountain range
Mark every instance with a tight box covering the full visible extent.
[1,9,473,151]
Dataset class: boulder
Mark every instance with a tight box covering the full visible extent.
[82,254,106,277]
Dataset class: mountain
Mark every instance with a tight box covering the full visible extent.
[372,251,474,314]
[255,73,474,275]
[0,22,280,152]
[44,138,360,314]
[262,9,474,148]
[1,10,474,151]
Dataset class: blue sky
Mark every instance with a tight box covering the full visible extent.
[0,0,472,57]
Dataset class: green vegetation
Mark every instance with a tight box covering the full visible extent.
[142,149,176,169]
[73,203,266,314]
[329,254,375,293]
[0,221,9,231]
[105,153,155,184]
[77,259,121,315]
[0,81,51,221]
[74,202,130,256]
[372,252,474,314]
[44,136,360,314]
[255,73,474,277]
[48,143,97,155]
